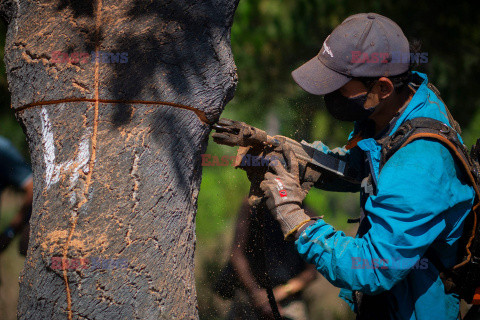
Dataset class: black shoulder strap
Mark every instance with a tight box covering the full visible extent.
[379,117,470,172]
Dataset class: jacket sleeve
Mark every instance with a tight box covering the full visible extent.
[310,140,363,192]
[295,139,475,294]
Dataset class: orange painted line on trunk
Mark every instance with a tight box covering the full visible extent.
[62,1,102,319]
[22,2,210,318]
[15,98,212,125]
[15,63,211,320]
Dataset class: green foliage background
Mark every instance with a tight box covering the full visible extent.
[197,0,480,243]
[195,1,480,318]
[0,1,479,319]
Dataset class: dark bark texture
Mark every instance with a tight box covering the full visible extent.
[1,0,238,319]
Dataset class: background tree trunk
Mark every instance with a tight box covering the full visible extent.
[1,0,238,319]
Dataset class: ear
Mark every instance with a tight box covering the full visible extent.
[376,77,394,99]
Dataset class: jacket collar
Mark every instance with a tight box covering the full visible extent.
[387,71,429,136]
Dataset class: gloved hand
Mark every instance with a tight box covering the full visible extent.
[260,143,313,240]
[212,118,268,147]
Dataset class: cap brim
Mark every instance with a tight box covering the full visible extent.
[292,56,351,95]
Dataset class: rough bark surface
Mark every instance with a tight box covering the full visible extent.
[1,0,238,319]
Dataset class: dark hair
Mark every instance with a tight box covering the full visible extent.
[357,39,422,93]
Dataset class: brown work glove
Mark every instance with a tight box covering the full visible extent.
[212,118,268,147]
[260,144,312,240]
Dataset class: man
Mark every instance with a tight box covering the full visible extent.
[0,136,33,256]
[226,198,317,320]
[259,13,475,319]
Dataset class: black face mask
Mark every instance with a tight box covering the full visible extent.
[323,90,375,122]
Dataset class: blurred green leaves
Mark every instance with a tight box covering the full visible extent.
[198,0,480,243]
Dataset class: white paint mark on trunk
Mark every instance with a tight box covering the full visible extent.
[68,131,91,204]
[40,107,91,201]
[41,107,61,188]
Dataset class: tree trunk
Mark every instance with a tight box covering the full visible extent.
[1,0,238,319]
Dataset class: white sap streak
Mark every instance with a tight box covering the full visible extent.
[40,106,91,203]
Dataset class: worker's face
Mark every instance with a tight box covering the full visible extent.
[323,79,374,122]
[322,77,395,122]
[339,77,395,110]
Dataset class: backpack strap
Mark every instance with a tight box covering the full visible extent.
[379,117,480,270]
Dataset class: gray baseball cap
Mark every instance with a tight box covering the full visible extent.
[292,13,410,95]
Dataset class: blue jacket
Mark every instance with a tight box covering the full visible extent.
[295,72,475,319]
